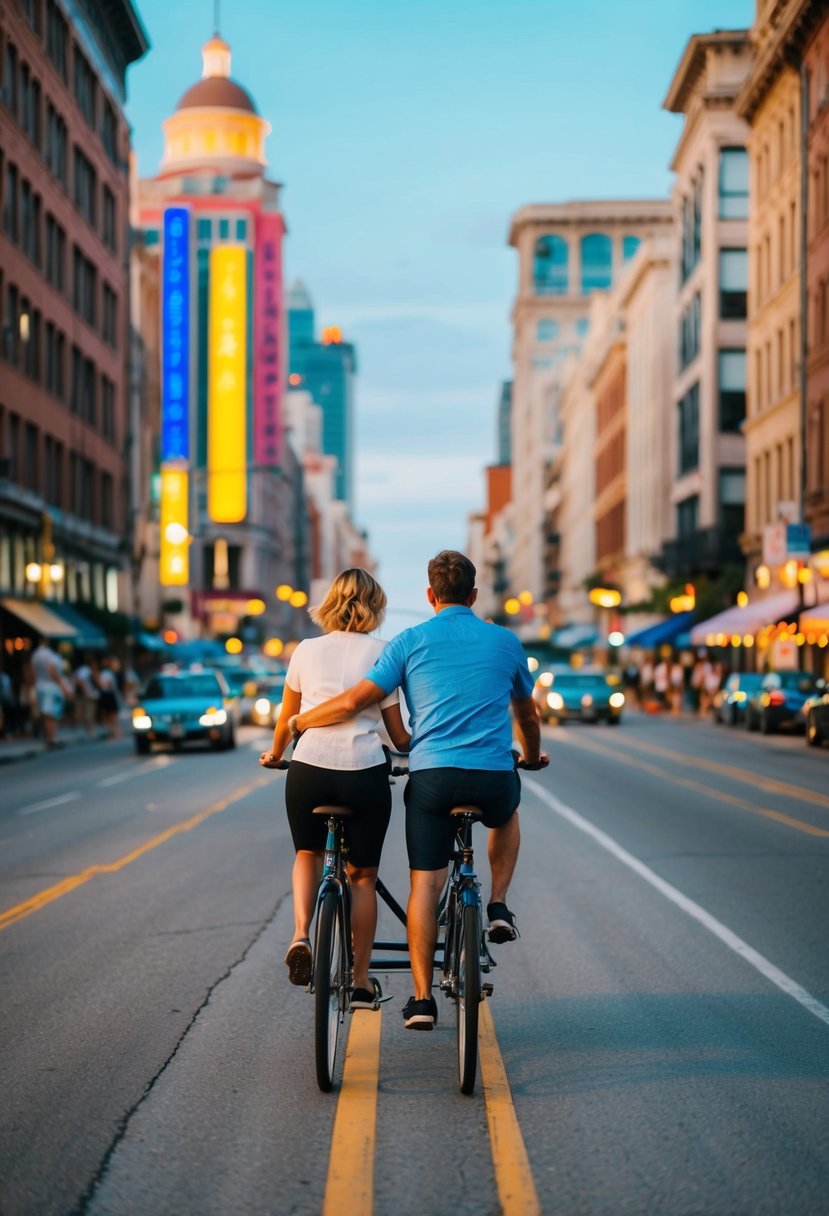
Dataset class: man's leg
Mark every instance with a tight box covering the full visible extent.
[488,810,520,905]
[407,867,447,1000]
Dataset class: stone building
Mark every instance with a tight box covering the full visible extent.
[805,7,829,547]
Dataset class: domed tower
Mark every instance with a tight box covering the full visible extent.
[160,35,270,176]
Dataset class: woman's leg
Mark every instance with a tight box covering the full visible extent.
[348,864,378,990]
[291,850,322,942]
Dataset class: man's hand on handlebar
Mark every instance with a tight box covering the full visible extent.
[259,752,289,769]
[516,752,550,771]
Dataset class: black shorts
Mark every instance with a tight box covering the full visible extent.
[285,761,392,868]
[404,767,521,872]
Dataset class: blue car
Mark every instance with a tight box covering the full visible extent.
[745,671,825,735]
[132,670,238,755]
[535,670,625,725]
[713,672,765,725]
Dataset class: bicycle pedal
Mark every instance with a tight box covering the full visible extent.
[482,983,494,998]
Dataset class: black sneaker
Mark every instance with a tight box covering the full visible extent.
[487,902,518,944]
[402,994,438,1030]
[284,938,312,986]
[351,977,382,1011]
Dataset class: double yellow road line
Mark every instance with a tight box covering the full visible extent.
[323,1002,540,1216]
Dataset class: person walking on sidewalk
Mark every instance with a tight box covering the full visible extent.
[31,637,71,750]
[96,657,122,739]
[73,655,100,738]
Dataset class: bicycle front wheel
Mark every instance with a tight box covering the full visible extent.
[457,899,482,1095]
[315,888,345,1092]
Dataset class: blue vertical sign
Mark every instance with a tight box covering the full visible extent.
[161,207,190,461]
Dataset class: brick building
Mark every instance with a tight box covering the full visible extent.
[806,8,829,546]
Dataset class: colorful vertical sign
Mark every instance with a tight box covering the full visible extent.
[159,465,189,586]
[208,244,248,523]
[254,212,283,466]
[161,207,190,462]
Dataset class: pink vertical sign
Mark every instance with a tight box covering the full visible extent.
[254,211,284,466]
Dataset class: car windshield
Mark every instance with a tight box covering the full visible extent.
[217,668,257,691]
[736,674,764,688]
[144,675,223,700]
[552,675,609,690]
[766,672,819,692]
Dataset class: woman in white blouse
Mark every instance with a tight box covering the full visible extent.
[260,569,410,1008]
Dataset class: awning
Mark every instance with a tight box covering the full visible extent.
[46,603,107,648]
[1,597,78,639]
[800,601,829,633]
[625,610,696,650]
[551,624,598,650]
[690,589,799,644]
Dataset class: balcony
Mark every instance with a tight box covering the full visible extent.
[656,527,744,578]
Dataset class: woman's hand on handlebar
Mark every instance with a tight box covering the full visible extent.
[516,752,550,771]
[259,752,289,769]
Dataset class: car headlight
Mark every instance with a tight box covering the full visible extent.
[132,711,152,730]
[609,692,625,709]
[199,707,228,727]
[547,692,564,710]
[254,698,271,716]
[538,671,553,688]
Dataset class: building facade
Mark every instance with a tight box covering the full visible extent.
[506,199,672,614]
[0,0,147,651]
[805,9,829,547]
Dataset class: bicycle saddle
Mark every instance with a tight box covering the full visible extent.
[449,805,482,820]
[312,804,354,817]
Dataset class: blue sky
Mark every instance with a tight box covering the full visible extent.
[127,0,752,628]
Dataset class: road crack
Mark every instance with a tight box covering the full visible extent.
[67,888,290,1216]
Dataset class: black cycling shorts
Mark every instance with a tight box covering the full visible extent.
[404,767,521,872]
[285,760,392,868]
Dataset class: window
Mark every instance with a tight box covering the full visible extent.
[581,233,612,293]
[677,495,699,539]
[73,45,96,127]
[4,42,18,117]
[102,186,116,252]
[622,235,640,260]
[218,217,230,239]
[719,468,745,537]
[101,100,117,164]
[681,173,704,281]
[4,283,20,363]
[20,62,41,147]
[45,322,65,398]
[70,345,82,413]
[21,182,41,265]
[679,293,701,369]
[102,284,117,348]
[4,162,19,242]
[678,382,700,475]
[46,104,67,186]
[719,248,747,319]
[46,0,68,81]
[23,423,38,491]
[143,227,159,246]
[235,218,247,241]
[719,148,748,219]
[45,213,66,290]
[537,319,560,342]
[718,349,746,432]
[533,235,568,295]
[24,308,41,382]
[101,375,115,443]
[100,472,113,529]
[197,217,212,242]
[73,246,97,327]
[81,357,96,424]
[73,146,97,227]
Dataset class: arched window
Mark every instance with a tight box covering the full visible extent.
[581,233,613,293]
[537,318,560,341]
[534,235,568,295]
[622,235,641,260]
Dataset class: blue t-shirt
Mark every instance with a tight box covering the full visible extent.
[365,606,534,772]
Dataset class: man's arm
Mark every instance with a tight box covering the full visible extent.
[292,678,387,735]
[511,695,549,768]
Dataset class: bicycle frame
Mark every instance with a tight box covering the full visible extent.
[311,814,353,995]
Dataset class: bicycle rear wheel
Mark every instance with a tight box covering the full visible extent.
[315,888,345,1092]
[457,899,482,1094]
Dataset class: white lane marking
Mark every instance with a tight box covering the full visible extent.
[524,777,829,1030]
[18,792,81,817]
[97,755,172,787]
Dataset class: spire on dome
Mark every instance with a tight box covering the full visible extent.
[202,33,231,79]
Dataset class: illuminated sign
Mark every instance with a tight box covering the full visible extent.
[159,464,189,586]
[161,207,190,461]
[208,245,247,523]
[254,212,283,466]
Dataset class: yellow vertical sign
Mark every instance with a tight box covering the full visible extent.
[159,465,190,586]
[208,245,248,523]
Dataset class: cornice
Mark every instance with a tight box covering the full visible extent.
[736,0,826,122]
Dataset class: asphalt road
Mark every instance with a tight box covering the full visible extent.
[0,712,827,1216]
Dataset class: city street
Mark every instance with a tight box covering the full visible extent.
[1,715,828,1216]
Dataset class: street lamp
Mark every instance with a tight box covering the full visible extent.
[588,587,621,609]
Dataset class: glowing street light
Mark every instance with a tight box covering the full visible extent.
[276,584,293,601]
[588,587,621,609]
[289,590,308,608]
[504,598,521,616]
[25,562,43,583]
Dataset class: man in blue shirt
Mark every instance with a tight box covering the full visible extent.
[289,550,549,1029]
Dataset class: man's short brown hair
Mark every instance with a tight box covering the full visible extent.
[428,550,476,604]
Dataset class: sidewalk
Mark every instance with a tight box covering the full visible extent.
[0,725,118,765]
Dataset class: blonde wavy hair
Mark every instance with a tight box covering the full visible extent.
[310,568,387,634]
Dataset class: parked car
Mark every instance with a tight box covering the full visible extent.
[803,687,829,748]
[745,671,824,735]
[131,670,238,754]
[536,670,624,725]
[249,671,287,727]
[712,672,765,725]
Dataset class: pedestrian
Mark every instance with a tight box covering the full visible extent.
[259,568,411,1005]
[702,660,722,716]
[74,654,101,738]
[0,662,19,738]
[30,636,72,749]
[669,658,685,715]
[640,658,654,704]
[654,658,670,708]
[622,661,641,708]
[97,657,121,738]
[283,549,549,1030]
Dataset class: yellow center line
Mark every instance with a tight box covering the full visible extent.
[0,775,270,933]
[322,1011,382,1216]
[479,1000,541,1216]
[566,726,829,811]
[547,731,829,838]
